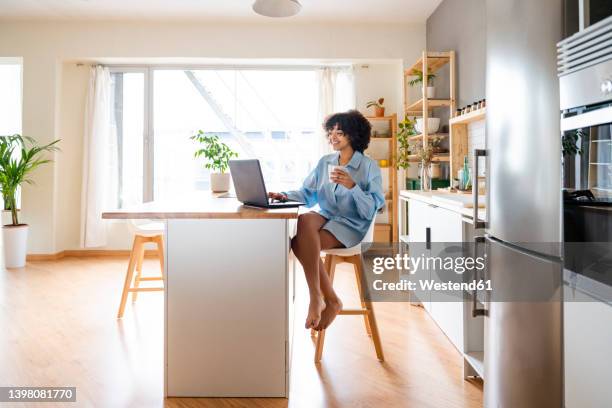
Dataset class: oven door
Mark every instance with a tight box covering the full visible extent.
[561,108,612,200]
[562,107,612,283]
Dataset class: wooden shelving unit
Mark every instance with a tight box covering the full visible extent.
[449,107,487,179]
[403,51,456,164]
[365,114,398,243]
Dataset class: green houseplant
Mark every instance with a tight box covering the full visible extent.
[409,69,437,99]
[190,131,238,192]
[0,134,60,268]
[396,116,417,170]
[396,117,443,191]
[366,97,385,117]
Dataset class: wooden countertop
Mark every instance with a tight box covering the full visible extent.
[102,192,299,220]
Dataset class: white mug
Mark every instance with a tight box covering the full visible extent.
[328,164,346,183]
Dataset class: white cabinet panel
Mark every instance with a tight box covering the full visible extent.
[429,206,465,351]
[408,199,429,243]
[430,206,463,243]
[166,219,288,397]
[565,285,612,408]
[408,199,432,311]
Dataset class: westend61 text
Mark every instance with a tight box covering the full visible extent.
[372,279,493,292]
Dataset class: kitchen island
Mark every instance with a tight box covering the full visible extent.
[103,193,298,397]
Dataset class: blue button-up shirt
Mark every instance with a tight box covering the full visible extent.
[284,151,385,248]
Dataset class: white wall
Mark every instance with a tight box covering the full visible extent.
[0,21,425,253]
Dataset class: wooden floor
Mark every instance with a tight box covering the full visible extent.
[0,257,482,408]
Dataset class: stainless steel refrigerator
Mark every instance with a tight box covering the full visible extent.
[481,0,564,406]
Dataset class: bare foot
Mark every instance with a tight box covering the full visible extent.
[305,295,326,329]
[315,297,343,331]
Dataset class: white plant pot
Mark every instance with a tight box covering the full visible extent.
[421,86,436,99]
[2,224,28,268]
[210,172,231,193]
[427,86,435,99]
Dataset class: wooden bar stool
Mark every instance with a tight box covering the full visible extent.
[314,221,384,363]
[117,222,165,318]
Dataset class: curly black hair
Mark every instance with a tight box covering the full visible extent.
[323,110,372,153]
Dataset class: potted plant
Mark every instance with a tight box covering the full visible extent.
[366,98,385,117]
[397,118,443,191]
[396,115,417,171]
[190,131,238,192]
[0,135,60,268]
[408,69,436,99]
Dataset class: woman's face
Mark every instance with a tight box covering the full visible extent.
[327,124,351,151]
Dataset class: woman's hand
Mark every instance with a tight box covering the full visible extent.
[268,192,288,202]
[330,169,355,189]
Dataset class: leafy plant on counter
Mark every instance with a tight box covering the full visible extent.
[0,134,60,226]
[562,128,585,157]
[408,69,436,87]
[366,97,385,109]
[190,131,238,173]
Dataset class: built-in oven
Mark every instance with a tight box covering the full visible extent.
[559,14,612,284]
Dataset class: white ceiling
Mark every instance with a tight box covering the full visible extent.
[0,0,443,23]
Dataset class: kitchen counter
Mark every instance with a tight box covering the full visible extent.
[103,192,296,398]
[400,190,487,222]
[102,192,299,220]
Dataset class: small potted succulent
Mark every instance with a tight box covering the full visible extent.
[366,98,385,117]
[190,131,238,192]
[0,134,60,268]
[409,69,436,99]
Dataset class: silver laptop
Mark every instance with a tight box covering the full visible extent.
[228,159,304,208]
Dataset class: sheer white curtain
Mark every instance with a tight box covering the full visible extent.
[80,65,113,248]
[315,66,356,159]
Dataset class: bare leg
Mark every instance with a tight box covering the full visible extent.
[291,212,328,329]
[315,229,344,330]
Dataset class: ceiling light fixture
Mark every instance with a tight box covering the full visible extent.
[252,0,302,18]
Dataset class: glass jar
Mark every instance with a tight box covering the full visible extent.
[420,162,432,192]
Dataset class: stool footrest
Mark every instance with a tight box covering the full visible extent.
[138,276,164,281]
[339,308,368,315]
[127,287,164,292]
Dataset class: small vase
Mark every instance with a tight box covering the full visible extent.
[420,162,432,192]
[430,163,441,179]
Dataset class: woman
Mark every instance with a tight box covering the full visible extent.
[269,110,385,331]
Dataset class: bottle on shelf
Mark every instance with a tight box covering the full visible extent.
[462,155,472,190]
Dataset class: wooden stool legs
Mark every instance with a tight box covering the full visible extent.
[117,234,165,319]
[314,254,384,363]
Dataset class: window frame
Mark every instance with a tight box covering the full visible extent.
[107,63,350,203]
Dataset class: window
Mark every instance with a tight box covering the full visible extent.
[0,61,22,135]
[0,60,23,210]
[109,70,145,209]
[109,66,335,207]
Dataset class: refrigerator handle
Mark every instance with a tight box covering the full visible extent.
[472,149,487,230]
[472,236,488,318]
